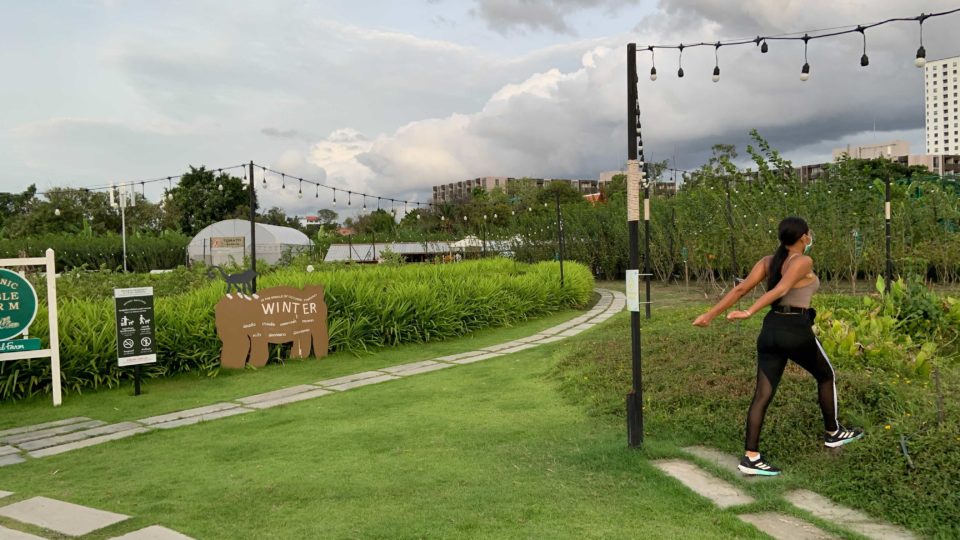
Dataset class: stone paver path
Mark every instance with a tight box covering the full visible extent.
[0,525,46,540]
[784,490,919,540]
[0,289,623,466]
[0,496,129,536]
[109,525,195,539]
[654,446,920,540]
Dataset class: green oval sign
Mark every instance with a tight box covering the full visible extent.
[0,268,38,341]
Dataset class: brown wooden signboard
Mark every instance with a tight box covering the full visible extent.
[214,285,328,369]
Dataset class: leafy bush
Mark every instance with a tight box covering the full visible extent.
[817,276,960,378]
[0,259,593,401]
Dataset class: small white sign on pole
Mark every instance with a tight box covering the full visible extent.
[626,269,640,312]
[0,249,63,406]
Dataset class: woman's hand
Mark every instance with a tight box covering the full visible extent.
[726,310,751,321]
[692,313,712,327]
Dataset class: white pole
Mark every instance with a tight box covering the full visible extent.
[46,248,62,406]
[121,183,128,273]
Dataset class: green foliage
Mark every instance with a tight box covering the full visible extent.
[552,299,960,538]
[0,259,593,401]
[0,232,189,272]
[817,276,960,378]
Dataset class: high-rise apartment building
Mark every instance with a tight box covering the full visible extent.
[925,56,960,154]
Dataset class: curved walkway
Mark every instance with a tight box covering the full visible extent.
[0,288,626,466]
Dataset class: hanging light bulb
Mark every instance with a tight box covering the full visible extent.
[463,215,468,221]
[315,184,319,198]
[761,39,768,54]
[677,44,685,78]
[297,179,303,199]
[348,191,352,206]
[800,35,811,81]
[712,43,721,82]
[332,188,337,207]
[55,208,61,216]
[441,215,445,221]
[262,168,267,188]
[915,14,927,67]
[858,26,869,67]
[362,194,367,211]
[218,182,223,191]
[281,174,286,190]
[648,46,657,80]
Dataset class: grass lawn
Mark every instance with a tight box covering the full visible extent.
[0,305,592,430]
[0,321,767,539]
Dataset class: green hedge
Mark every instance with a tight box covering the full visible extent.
[0,259,593,401]
[0,232,189,272]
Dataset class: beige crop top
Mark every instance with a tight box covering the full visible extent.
[777,254,819,308]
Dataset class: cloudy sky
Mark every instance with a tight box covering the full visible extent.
[1,0,956,217]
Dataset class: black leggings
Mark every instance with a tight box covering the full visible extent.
[745,310,839,452]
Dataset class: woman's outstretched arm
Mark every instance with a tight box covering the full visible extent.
[693,257,769,327]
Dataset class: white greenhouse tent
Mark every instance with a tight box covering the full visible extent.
[188,219,312,266]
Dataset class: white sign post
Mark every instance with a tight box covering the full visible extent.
[0,249,62,406]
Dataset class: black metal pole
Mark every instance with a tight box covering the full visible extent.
[248,161,257,293]
[134,365,141,396]
[644,180,651,319]
[626,43,643,448]
[885,174,892,293]
[555,191,564,287]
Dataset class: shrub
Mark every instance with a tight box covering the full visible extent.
[0,259,593,401]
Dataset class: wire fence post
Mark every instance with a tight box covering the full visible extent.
[885,174,892,293]
[625,43,644,448]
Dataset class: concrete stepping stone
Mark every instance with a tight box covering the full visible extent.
[557,328,585,337]
[0,490,12,498]
[2,420,107,445]
[109,525,195,539]
[391,363,453,376]
[28,427,151,458]
[0,417,92,439]
[449,352,502,365]
[0,496,128,537]
[381,361,440,374]
[0,525,46,540]
[496,343,540,354]
[138,403,239,426]
[784,490,918,540]
[681,446,773,481]
[739,512,838,540]
[325,374,398,391]
[315,370,388,387]
[0,445,19,456]
[535,336,566,344]
[0,454,26,467]
[18,422,144,452]
[237,385,317,405]
[150,408,251,431]
[652,459,755,509]
[245,388,332,410]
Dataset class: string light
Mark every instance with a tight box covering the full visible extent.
[298,179,303,199]
[281,174,286,190]
[362,194,367,211]
[262,168,267,188]
[915,14,927,67]
[348,190,352,206]
[315,184,319,198]
[677,44,685,78]
[648,46,657,80]
[712,43,721,82]
[858,26,869,67]
[800,34,811,81]
[638,8,958,82]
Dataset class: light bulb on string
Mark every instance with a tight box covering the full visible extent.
[262,168,267,188]
[800,34,811,81]
[54,208,61,216]
[648,46,657,80]
[858,26,869,66]
[315,184,319,199]
[348,190,352,206]
[281,174,286,190]
[677,44,685,78]
[362,194,367,211]
[712,43,721,83]
[332,188,337,207]
[298,179,303,199]
[915,14,927,67]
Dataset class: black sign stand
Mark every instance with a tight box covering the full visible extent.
[114,287,156,396]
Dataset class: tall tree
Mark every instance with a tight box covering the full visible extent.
[164,166,254,235]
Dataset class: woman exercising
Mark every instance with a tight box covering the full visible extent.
[693,216,863,476]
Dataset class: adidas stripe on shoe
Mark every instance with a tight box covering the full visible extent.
[738,455,781,476]
[825,426,864,448]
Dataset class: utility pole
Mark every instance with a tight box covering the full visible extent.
[248,161,257,293]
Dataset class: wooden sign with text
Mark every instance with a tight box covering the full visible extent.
[214,285,329,369]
